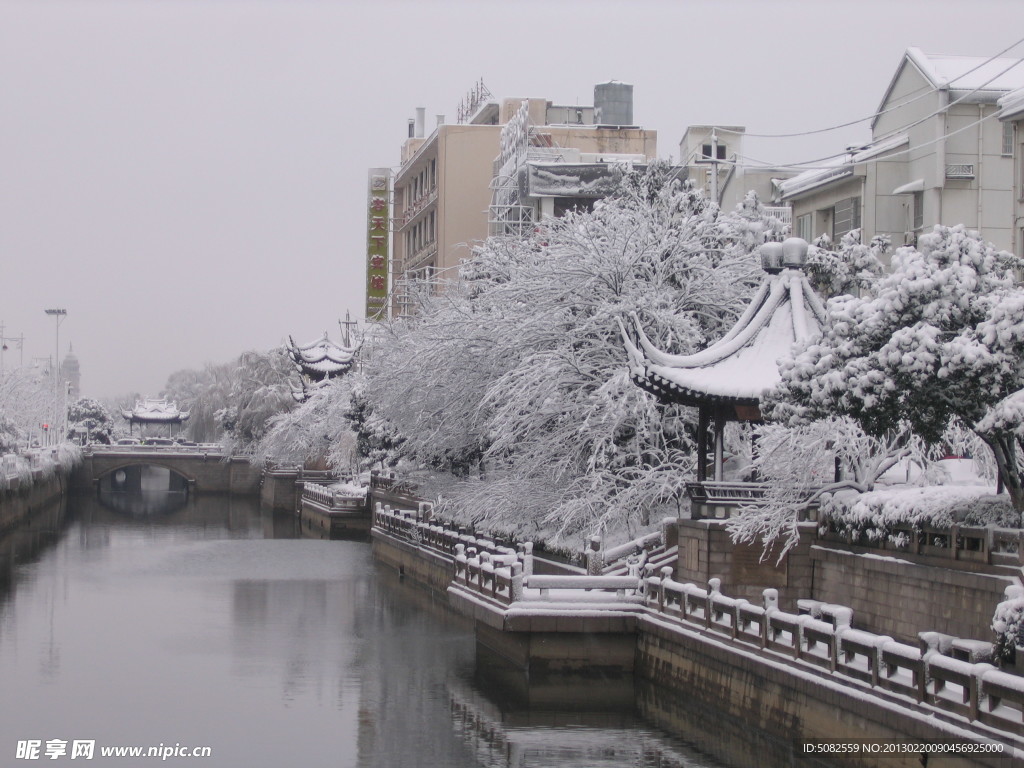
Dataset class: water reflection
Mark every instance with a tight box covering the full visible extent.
[0,490,742,768]
[97,465,189,516]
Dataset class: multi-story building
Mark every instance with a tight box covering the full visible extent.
[780,48,1024,251]
[389,82,658,316]
[488,82,658,237]
[998,86,1024,257]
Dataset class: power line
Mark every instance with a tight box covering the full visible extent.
[714,35,1024,141]
[735,55,1024,173]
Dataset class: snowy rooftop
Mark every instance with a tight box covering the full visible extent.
[998,86,1024,122]
[121,398,190,423]
[906,47,1024,96]
[287,332,356,380]
[623,239,826,407]
[777,134,908,200]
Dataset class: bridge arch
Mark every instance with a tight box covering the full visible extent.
[95,459,197,487]
[77,446,259,495]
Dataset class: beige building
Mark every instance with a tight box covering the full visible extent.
[780,48,1024,252]
[998,86,1024,257]
[677,125,795,225]
[391,82,658,316]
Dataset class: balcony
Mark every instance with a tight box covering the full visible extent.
[397,186,438,229]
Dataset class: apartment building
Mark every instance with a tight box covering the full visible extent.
[389,82,658,316]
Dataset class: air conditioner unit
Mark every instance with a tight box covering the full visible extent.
[945,163,975,180]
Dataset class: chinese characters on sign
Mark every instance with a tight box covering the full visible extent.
[366,169,391,320]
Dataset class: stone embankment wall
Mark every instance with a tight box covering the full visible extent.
[811,546,1017,644]
[675,519,1019,644]
[636,623,1013,768]
[1,470,68,533]
[373,507,1023,767]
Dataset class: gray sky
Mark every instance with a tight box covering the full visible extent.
[1,0,1022,400]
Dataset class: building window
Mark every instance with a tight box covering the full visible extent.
[796,213,812,241]
[832,196,861,240]
[912,191,924,232]
[700,143,727,161]
[1003,122,1014,157]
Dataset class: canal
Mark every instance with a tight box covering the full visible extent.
[0,488,790,768]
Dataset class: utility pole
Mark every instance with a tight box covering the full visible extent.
[709,128,720,204]
[44,309,67,445]
[339,311,358,348]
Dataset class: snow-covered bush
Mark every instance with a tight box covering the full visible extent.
[804,228,888,297]
[992,588,1024,664]
[767,224,1024,516]
[820,485,1016,545]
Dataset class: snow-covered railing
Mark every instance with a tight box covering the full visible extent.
[301,483,366,512]
[819,520,1024,569]
[762,205,792,226]
[84,443,223,455]
[584,520,676,576]
[369,470,417,497]
[374,503,523,564]
[644,577,1024,735]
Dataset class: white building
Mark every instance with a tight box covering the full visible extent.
[781,48,1024,252]
[997,86,1024,257]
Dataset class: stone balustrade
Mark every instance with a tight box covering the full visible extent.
[646,576,1024,736]
[301,483,365,511]
[818,520,1024,569]
[373,499,1024,744]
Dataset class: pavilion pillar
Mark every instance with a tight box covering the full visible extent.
[697,407,709,482]
[713,406,725,482]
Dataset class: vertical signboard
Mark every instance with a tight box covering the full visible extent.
[365,169,391,320]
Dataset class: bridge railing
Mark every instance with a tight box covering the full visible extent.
[83,443,224,456]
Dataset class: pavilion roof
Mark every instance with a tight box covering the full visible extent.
[622,239,826,409]
[121,398,190,423]
[286,332,356,381]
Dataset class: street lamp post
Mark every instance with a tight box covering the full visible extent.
[44,309,67,446]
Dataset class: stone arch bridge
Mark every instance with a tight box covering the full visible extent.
[74,445,261,495]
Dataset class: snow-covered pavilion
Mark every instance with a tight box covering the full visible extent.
[286,317,358,401]
[623,237,825,508]
[121,398,190,436]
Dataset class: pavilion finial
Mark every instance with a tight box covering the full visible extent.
[760,242,785,274]
[781,237,809,270]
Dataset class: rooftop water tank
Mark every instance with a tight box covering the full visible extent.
[594,81,633,127]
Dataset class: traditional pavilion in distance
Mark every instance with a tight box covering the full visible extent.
[286,314,358,402]
[121,398,190,437]
[622,237,826,519]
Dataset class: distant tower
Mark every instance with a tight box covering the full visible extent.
[60,345,81,401]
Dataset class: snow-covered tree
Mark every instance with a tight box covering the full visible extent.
[66,398,114,444]
[253,377,357,471]
[766,224,1024,513]
[366,164,785,541]
[162,348,295,451]
[804,228,888,297]
[0,365,54,446]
